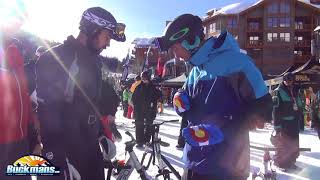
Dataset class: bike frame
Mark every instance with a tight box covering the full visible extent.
[141,120,182,180]
[107,131,149,180]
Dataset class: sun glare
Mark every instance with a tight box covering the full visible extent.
[0,0,27,27]
[1,0,139,60]
[22,0,90,42]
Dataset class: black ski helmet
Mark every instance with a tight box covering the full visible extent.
[155,14,204,52]
[79,7,126,42]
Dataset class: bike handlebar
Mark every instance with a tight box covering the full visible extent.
[151,119,179,127]
[250,145,311,152]
[125,131,135,141]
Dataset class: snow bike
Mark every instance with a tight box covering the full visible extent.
[140,120,182,180]
[106,131,151,180]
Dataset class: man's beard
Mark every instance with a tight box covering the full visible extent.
[87,38,103,55]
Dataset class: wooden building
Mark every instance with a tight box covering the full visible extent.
[203,0,320,76]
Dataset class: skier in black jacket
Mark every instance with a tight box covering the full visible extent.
[272,72,302,169]
[131,71,161,147]
[36,7,126,180]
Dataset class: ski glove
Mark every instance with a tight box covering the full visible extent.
[182,124,224,147]
[173,90,190,115]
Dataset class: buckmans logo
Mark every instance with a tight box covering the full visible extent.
[6,155,60,176]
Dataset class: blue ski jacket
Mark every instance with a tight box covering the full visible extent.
[182,31,272,178]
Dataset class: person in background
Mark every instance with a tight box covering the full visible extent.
[176,114,188,149]
[0,1,41,179]
[127,89,133,119]
[303,88,314,127]
[131,71,161,148]
[272,72,302,169]
[128,75,141,119]
[157,86,164,115]
[312,89,320,139]
[170,88,178,107]
[130,75,141,92]
[122,85,130,117]
[298,88,305,131]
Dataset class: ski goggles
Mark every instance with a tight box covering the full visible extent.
[115,23,125,36]
[109,22,126,42]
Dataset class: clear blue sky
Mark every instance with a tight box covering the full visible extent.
[19,0,245,59]
[98,0,242,59]
[101,0,238,37]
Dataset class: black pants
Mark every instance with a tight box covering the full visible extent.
[0,139,31,180]
[38,120,105,180]
[177,115,188,146]
[186,170,247,180]
[299,112,305,131]
[135,116,154,144]
[122,101,128,117]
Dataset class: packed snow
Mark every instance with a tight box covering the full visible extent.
[110,106,320,180]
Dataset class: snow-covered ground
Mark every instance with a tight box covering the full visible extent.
[111,107,320,180]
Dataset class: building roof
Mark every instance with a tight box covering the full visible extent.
[131,38,157,48]
[204,0,320,19]
[205,0,262,17]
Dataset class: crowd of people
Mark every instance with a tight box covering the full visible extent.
[1,3,320,180]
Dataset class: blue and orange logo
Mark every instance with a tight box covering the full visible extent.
[190,127,209,143]
[182,124,224,147]
[6,155,60,176]
[173,91,190,114]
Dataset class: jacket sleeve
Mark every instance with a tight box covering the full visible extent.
[234,58,273,122]
[36,51,68,148]
[100,80,120,116]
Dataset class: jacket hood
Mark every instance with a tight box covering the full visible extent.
[189,31,240,66]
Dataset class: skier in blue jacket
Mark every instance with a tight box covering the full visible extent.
[155,14,272,180]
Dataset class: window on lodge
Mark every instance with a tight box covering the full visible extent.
[267,33,278,42]
[249,36,260,44]
[268,17,278,28]
[279,17,290,27]
[280,33,290,42]
[209,23,216,33]
[248,22,259,30]
[268,17,290,28]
